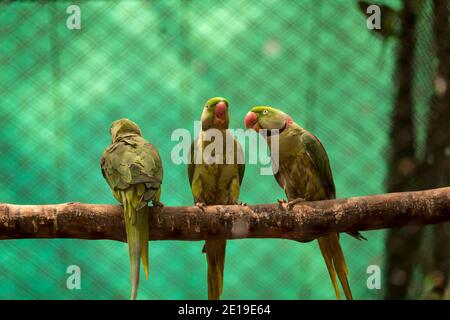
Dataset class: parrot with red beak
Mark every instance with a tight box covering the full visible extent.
[188,97,245,300]
[245,106,364,300]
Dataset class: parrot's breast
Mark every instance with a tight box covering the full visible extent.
[196,162,240,205]
[191,131,241,205]
[276,152,328,201]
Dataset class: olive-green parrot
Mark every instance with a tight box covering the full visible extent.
[101,118,163,300]
[188,97,245,300]
[245,106,364,300]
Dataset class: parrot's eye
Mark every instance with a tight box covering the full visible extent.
[262,110,269,115]
[205,105,210,109]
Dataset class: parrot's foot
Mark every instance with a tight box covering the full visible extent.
[277,199,289,210]
[152,200,164,207]
[287,197,306,209]
[277,198,287,208]
[195,202,207,213]
[277,198,305,210]
[239,201,247,206]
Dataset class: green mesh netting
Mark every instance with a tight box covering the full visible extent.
[0,0,430,299]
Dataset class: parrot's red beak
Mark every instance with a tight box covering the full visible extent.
[244,111,261,131]
[215,101,227,119]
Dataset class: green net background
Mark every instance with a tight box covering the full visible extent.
[0,0,433,299]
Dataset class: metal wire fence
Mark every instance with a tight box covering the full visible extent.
[0,0,437,299]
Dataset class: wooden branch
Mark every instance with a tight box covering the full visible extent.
[1,187,450,243]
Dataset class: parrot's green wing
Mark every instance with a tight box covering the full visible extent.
[188,139,197,186]
[302,132,366,241]
[302,132,336,199]
[102,137,162,208]
[236,139,245,186]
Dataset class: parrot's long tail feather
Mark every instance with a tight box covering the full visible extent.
[204,239,226,300]
[124,200,141,300]
[317,233,352,300]
[122,191,149,300]
[139,206,149,280]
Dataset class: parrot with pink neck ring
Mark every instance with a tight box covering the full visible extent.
[245,106,365,300]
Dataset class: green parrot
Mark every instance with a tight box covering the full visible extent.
[101,118,163,300]
[188,97,245,300]
[245,106,364,300]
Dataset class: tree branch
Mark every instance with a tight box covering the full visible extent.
[1,187,449,242]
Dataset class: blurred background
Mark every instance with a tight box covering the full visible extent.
[0,0,449,299]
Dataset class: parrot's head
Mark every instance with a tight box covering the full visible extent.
[244,106,293,134]
[201,97,230,131]
[110,118,142,142]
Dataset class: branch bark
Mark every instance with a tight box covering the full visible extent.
[1,187,450,242]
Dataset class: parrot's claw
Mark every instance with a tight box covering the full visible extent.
[239,201,247,206]
[277,198,288,209]
[152,200,164,208]
[287,197,306,209]
[195,202,207,213]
